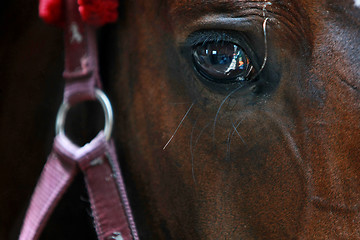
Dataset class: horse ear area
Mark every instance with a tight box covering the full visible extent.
[39,0,119,27]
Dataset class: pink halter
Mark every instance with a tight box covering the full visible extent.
[19,0,139,239]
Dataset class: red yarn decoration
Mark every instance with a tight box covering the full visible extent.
[78,0,118,26]
[39,0,65,27]
[38,0,118,27]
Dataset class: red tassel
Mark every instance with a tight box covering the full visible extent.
[39,0,118,27]
[39,0,65,27]
[78,0,119,26]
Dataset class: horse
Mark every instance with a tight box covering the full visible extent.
[1,0,360,239]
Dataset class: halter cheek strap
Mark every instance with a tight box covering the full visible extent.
[19,0,139,239]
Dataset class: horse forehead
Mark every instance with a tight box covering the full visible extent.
[167,0,360,16]
[168,0,300,15]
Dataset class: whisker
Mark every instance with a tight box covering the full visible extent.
[262,109,314,198]
[226,116,246,161]
[213,86,242,141]
[168,101,193,105]
[226,130,232,160]
[258,2,270,74]
[259,17,269,74]
[232,117,246,144]
[163,102,195,150]
[211,16,269,141]
[194,121,212,149]
[247,17,269,82]
[189,120,212,185]
[190,114,200,185]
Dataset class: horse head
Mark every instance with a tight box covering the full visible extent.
[110,0,360,238]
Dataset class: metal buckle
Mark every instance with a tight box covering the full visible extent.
[55,89,113,141]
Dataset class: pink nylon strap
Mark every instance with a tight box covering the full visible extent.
[19,145,77,240]
[19,133,138,240]
[62,0,101,105]
[54,133,137,240]
[19,0,139,239]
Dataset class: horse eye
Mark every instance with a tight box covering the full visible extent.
[192,41,254,84]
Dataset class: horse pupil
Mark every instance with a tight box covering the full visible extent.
[192,41,250,83]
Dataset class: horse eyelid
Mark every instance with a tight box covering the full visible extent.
[183,31,247,48]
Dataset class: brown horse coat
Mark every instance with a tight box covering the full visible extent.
[1,0,360,239]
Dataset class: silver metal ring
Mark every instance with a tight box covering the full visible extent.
[55,89,113,141]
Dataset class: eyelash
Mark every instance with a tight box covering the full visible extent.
[186,31,240,47]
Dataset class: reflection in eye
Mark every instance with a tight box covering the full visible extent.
[192,41,254,84]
